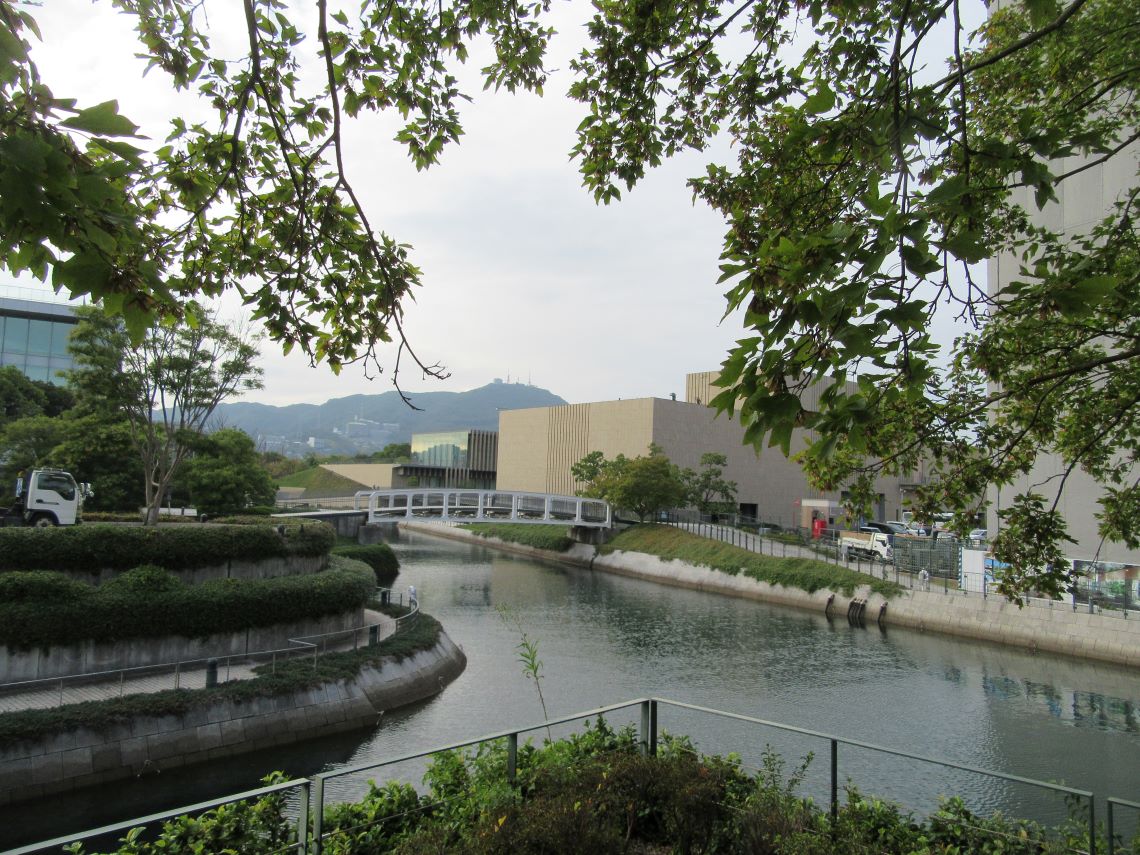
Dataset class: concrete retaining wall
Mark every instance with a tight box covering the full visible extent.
[402,523,1140,668]
[0,610,366,682]
[53,553,328,587]
[0,633,467,806]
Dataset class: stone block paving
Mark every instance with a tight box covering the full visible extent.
[0,611,397,714]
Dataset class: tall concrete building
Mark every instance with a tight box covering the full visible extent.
[496,371,915,529]
[983,25,1140,567]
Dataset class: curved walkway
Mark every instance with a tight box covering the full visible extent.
[0,610,397,714]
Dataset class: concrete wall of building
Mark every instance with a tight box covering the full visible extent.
[497,396,909,527]
[0,634,468,806]
[321,463,396,489]
[984,124,1140,564]
[498,399,657,496]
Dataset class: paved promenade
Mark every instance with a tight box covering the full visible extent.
[0,610,397,714]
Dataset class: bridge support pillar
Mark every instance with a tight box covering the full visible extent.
[359,522,400,544]
[570,526,614,546]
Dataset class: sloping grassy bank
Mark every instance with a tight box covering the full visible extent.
[460,523,574,552]
[603,524,904,598]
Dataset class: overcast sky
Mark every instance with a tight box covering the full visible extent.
[16,2,982,409]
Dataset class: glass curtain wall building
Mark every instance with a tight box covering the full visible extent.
[0,297,79,384]
[404,430,498,488]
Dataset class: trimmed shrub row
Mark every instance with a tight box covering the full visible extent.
[460,523,574,552]
[0,612,441,746]
[332,543,400,585]
[0,521,337,575]
[0,555,374,649]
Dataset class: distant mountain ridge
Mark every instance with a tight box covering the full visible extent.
[214,380,567,455]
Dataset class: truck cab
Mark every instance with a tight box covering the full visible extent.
[839,529,894,563]
[3,469,90,527]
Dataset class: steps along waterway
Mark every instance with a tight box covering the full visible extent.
[3,527,1139,849]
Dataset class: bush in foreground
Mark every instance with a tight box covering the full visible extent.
[62,720,1130,854]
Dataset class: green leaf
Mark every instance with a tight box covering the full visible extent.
[1024,0,1060,28]
[924,175,969,207]
[803,85,835,115]
[899,244,942,276]
[940,231,989,264]
[61,101,140,138]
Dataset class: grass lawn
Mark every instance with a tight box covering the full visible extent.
[603,524,904,598]
[276,466,368,494]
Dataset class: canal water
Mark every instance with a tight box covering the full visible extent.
[4,528,1140,849]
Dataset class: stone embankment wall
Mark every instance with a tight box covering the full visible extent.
[0,633,467,806]
[0,610,365,683]
[49,554,328,587]
[405,523,1140,668]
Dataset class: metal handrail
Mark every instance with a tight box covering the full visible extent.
[11,696,1124,855]
[1108,797,1140,855]
[4,778,311,855]
[0,587,415,704]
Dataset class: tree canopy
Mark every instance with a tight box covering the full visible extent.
[0,0,552,393]
[67,305,262,523]
[3,0,1137,596]
[183,427,277,516]
[573,445,714,523]
[570,0,1139,599]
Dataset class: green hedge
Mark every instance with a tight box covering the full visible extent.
[0,556,374,649]
[0,613,442,746]
[460,523,574,552]
[0,521,336,575]
[332,543,400,585]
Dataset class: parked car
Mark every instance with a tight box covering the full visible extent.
[861,521,895,537]
[968,528,988,542]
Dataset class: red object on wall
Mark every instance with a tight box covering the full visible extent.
[812,518,826,539]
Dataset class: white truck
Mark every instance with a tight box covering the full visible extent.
[2,469,92,527]
[839,529,893,563]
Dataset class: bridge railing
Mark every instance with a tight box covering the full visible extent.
[356,489,611,528]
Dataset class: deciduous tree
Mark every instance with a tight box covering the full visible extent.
[0,0,552,396]
[682,452,738,517]
[570,0,1139,599]
[573,445,688,523]
[182,427,276,516]
[67,306,262,524]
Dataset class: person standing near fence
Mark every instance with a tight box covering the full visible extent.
[919,569,930,591]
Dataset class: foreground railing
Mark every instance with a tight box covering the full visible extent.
[12,696,1135,855]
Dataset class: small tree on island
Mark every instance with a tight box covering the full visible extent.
[68,306,263,524]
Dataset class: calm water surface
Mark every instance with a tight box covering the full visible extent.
[4,529,1140,848]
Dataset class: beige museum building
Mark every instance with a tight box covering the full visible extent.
[496,371,919,530]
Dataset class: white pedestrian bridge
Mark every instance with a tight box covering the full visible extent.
[355,489,612,528]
